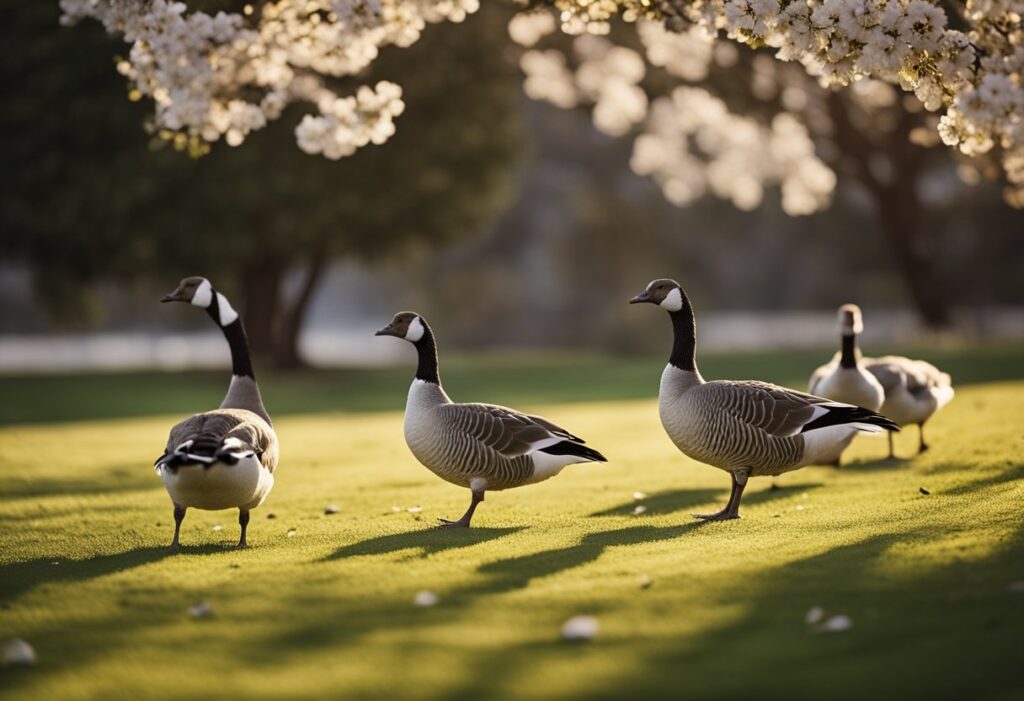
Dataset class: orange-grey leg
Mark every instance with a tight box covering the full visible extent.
[438,490,484,529]
[170,504,186,551]
[695,468,750,521]
[236,509,250,549]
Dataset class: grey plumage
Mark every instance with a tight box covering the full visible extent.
[632,278,897,520]
[862,355,954,457]
[377,311,605,528]
[156,277,278,549]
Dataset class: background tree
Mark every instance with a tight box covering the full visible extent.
[2,2,521,368]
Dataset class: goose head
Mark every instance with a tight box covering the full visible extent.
[629,278,684,312]
[161,276,213,308]
[838,304,863,335]
[375,312,427,343]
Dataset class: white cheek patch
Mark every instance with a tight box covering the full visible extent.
[659,287,683,312]
[216,293,239,325]
[191,279,213,308]
[405,316,425,342]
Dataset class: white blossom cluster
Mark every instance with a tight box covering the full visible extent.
[514,17,834,214]
[548,0,1024,205]
[519,35,649,135]
[631,87,835,214]
[59,0,478,157]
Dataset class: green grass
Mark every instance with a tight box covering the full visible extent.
[1,350,1023,700]
[1,342,1022,424]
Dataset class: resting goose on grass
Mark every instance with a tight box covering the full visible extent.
[630,279,898,521]
[807,304,885,464]
[375,312,606,528]
[863,355,954,459]
[155,277,278,550]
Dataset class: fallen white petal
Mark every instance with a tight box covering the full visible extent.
[633,505,647,516]
[562,615,599,641]
[805,606,825,625]
[188,602,213,619]
[633,491,647,501]
[286,529,297,538]
[819,615,852,632]
[407,506,423,514]
[2,638,36,666]
[414,590,439,607]
[212,525,223,532]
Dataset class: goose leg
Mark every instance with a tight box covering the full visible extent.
[235,509,250,549]
[918,423,929,454]
[437,490,484,529]
[694,469,749,521]
[887,432,896,460]
[170,504,186,551]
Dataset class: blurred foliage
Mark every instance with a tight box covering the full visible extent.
[0,2,521,328]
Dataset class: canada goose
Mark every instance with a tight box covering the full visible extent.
[375,312,606,528]
[863,355,954,458]
[807,304,885,464]
[155,277,278,549]
[630,279,898,520]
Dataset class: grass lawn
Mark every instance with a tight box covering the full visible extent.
[1,347,1023,700]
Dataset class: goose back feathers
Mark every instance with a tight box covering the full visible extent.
[660,367,895,477]
[864,356,954,426]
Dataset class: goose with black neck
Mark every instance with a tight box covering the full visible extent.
[154,277,279,549]
[630,278,898,521]
[376,311,606,529]
[807,304,885,464]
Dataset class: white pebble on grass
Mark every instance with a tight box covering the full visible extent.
[413,590,439,607]
[187,602,213,619]
[212,524,223,532]
[407,506,423,514]
[562,615,599,642]
[633,505,647,516]
[286,529,297,538]
[805,606,825,625]
[633,491,647,501]
[638,574,652,589]
[324,504,341,515]
[2,638,36,667]
[819,615,853,633]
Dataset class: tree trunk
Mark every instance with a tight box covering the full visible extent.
[272,246,329,370]
[827,92,953,329]
[874,182,952,328]
[240,256,285,361]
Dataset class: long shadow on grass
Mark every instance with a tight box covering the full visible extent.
[323,527,526,560]
[946,463,1024,496]
[0,469,157,499]
[0,545,221,605]
[443,517,1024,701]
[591,483,823,518]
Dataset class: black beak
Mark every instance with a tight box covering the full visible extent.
[374,325,396,337]
[160,291,180,303]
[629,291,651,304]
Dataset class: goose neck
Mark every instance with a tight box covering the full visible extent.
[839,333,859,369]
[668,293,698,374]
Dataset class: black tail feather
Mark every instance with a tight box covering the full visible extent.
[539,440,607,462]
[803,405,900,433]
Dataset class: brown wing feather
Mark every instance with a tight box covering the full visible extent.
[439,403,573,458]
[160,409,278,472]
